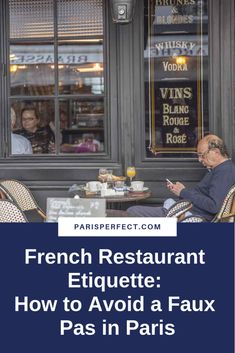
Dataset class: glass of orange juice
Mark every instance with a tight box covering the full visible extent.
[126,166,136,182]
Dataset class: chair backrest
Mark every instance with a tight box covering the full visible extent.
[0,199,28,222]
[213,184,235,222]
[181,215,205,223]
[0,179,46,220]
[166,200,193,220]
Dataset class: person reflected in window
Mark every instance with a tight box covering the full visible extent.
[60,110,69,130]
[60,132,102,154]
[11,108,32,155]
[16,107,55,154]
[75,133,101,153]
[60,110,70,145]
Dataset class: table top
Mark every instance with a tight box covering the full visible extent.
[83,190,151,203]
[106,209,131,217]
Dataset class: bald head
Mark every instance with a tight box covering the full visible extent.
[198,135,229,158]
[197,134,229,168]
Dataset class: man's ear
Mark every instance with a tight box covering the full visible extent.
[214,148,220,155]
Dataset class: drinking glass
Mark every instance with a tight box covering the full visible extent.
[99,168,107,182]
[126,166,136,183]
[106,169,113,183]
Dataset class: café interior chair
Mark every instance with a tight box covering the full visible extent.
[0,179,46,221]
[0,199,28,222]
[166,200,193,221]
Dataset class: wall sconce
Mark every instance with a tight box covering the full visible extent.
[175,56,187,65]
[10,65,18,73]
[110,0,136,24]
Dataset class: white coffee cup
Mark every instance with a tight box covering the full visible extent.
[87,181,101,192]
[131,181,144,191]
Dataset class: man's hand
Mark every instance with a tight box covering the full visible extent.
[167,181,185,196]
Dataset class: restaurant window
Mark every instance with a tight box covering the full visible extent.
[144,0,209,158]
[9,0,105,155]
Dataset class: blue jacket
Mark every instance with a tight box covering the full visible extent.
[180,160,235,220]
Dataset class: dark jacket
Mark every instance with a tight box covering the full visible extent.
[16,125,55,154]
[180,160,235,220]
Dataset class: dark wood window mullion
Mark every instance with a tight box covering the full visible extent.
[54,0,60,155]
[6,0,12,157]
[102,1,108,154]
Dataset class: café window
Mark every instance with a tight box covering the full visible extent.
[144,0,209,158]
[9,0,105,155]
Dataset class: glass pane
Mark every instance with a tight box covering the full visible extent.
[57,0,103,38]
[8,0,105,158]
[58,41,104,95]
[59,98,104,154]
[10,100,55,154]
[10,44,55,95]
[9,0,54,39]
[144,0,209,158]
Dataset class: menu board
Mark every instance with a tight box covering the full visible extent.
[46,198,106,222]
[145,0,208,157]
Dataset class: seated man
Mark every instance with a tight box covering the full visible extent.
[127,135,235,221]
[11,108,32,154]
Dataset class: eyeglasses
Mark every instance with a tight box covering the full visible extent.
[22,117,36,121]
[197,149,209,159]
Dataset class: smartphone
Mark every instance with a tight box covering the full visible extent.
[166,178,173,185]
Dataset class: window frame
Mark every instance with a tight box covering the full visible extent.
[3,0,118,163]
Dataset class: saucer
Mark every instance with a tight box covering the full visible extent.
[84,186,100,194]
[114,186,128,192]
[128,187,149,193]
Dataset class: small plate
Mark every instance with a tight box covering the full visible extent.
[128,187,149,193]
[84,187,100,194]
[114,186,128,192]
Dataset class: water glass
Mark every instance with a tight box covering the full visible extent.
[107,169,113,182]
[99,168,107,182]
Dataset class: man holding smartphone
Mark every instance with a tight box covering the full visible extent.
[127,134,235,221]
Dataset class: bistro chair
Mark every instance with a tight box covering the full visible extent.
[181,215,205,223]
[212,184,235,222]
[166,200,193,221]
[0,179,46,221]
[0,199,28,222]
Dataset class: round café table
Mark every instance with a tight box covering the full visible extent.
[106,209,131,217]
[83,190,151,210]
